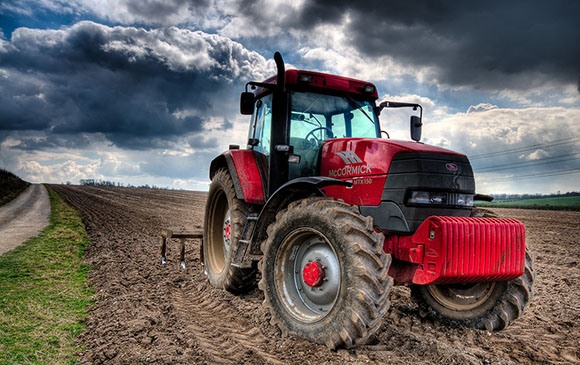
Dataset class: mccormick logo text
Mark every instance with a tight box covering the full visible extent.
[329,150,372,177]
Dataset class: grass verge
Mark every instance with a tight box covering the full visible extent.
[0,185,93,364]
[476,196,580,211]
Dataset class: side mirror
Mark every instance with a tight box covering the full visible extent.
[410,115,422,142]
[240,92,255,115]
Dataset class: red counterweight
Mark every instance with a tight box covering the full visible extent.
[385,216,526,285]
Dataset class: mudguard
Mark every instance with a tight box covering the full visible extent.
[209,150,265,204]
[248,177,352,256]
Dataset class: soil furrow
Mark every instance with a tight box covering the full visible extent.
[173,286,284,364]
[50,185,580,364]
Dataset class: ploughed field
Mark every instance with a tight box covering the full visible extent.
[50,185,580,364]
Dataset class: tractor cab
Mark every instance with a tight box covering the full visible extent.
[241,54,425,200]
[247,88,380,181]
[241,58,388,198]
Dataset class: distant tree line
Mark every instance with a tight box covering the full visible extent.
[79,179,171,190]
[79,179,118,187]
[490,191,580,201]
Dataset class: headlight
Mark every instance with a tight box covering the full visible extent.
[457,194,474,207]
[408,191,473,207]
[408,191,429,204]
[408,191,447,205]
[430,193,447,204]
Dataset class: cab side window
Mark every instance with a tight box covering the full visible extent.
[250,94,273,156]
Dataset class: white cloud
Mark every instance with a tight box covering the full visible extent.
[219,0,307,39]
[424,106,580,193]
[376,93,448,140]
[173,177,210,191]
[466,103,499,113]
[294,23,416,84]
[18,159,95,184]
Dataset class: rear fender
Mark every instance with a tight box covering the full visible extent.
[209,150,265,204]
[249,177,352,255]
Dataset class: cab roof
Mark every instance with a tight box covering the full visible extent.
[256,69,379,100]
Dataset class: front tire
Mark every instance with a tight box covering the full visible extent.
[203,169,256,293]
[411,250,535,331]
[259,198,393,349]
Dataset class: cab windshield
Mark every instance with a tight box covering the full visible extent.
[289,91,379,178]
[290,91,379,141]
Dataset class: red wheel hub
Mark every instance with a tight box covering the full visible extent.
[225,222,230,239]
[303,262,325,287]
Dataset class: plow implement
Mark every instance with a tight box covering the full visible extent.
[159,227,202,269]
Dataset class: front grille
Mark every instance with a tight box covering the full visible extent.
[382,152,475,233]
[446,192,467,207]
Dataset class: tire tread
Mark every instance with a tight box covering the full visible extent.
[258,197,393,349]
[203,169,256,294]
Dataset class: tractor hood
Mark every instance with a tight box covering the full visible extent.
[320,138,465,178]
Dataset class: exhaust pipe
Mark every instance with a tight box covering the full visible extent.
[274,52,285,92]
[268,51,288,196]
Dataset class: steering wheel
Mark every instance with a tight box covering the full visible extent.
[305,127,333,145]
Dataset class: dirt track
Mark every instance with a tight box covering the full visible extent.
[0,184,50,256]
[50,185,580,364]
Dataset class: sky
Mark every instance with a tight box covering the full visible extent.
[0,0,579,194]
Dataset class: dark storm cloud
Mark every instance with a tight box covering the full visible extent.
[243,0,580,91]
[0,21,268,150]
[9,133,100,151]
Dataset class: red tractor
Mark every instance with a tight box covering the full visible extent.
[203,52,535,349]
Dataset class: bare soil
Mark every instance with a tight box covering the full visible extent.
[50,185,580,364]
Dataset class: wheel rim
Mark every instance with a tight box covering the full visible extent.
[208,190,228,273]
[427,282,496,311]
[223,208,231,257]
[274,228,341,323]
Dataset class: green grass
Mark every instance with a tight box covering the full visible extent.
[0,185,93,364]
[476,196,580,211]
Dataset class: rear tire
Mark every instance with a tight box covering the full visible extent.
[411,250,535,331]
[259,197,393,349]
[203,169,256,293]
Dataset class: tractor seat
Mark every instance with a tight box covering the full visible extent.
[290,137,321,178]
